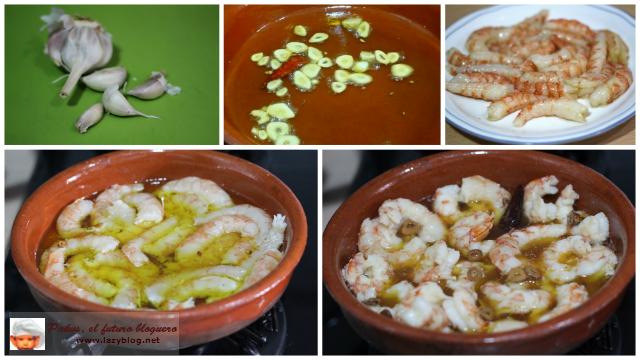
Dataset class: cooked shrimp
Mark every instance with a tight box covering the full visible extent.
[383,280,416,303]
[414,241,460,283]
[589,65,633,107]
[161,176,233,209]
[523,176,580,223]
[167,193,210,216]
[446,80,514,101]
[94,184,143,224]
[433,184,462,219]
[342,252,392,301]
[544,19,595,43]
[56,199,94,236]
[122,217,178,267]
[489,224,567,273]
[487,93,548,121]
[167,275,239,304]
[167,298,195,310]
[450,212,494,250]
[174,215,259,261]
[243,249,283,288]
[393,282,450,330]
[378,198,446,244]
[123,193,163,225]
[481,282,552,314]
[570,212,609,245]
[142,225,194,258]
[263,214,287,251]
[604,30,629,65]
[222,239,254,265]
[489,318,528,332]
[469,239,496,255]
[111,285,139,309]
[460,175,511,219]
[358,218,401,254]
[538,282,588,323]
[443,288,486,332]
[386,237,427,266]
[587,32,607,74]
[145,265,246,306]
[544,235,617,283]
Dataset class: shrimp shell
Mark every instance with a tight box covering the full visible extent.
[514,99,589,127]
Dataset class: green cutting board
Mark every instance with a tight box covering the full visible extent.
[5,5,219,145]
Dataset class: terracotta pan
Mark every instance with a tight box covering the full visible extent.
[323,150,635,354]
[223,5,441,144]
[12,150,307,349]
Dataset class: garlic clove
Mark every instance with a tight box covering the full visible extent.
[82,66,127,91]
[75,102,104,133]
[103,85,159,118]
[127,72,174,100]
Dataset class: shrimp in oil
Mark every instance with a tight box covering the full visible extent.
[523,175,580,223]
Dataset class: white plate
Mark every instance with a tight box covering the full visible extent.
[445,5,635,144]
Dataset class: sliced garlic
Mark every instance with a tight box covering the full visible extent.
[336,55,354,69]
[250,109,270,124]
[266,79,283,92]
[258,129,268,141]
[286,42,308,53]
[273,49,292,62]
[318,57,333,68]
[360,51,375,62]
[293,70,312,90]
[351,61,369,73]
[266,122,291,141]
[293,25,307,37]
[309,32,329,43]
[276,87,289,97]
[391,64,414,79]
[387,52,401,64]
[308,47,323,62]
[374,50,388,65]
[251,126,259,136]
[266,103,295,120]
[251,52,264,62]
[257,56,270,66]
[341,17,363,30]
[348,73,373,85]
[301,63,321,78]
[275,135,300,145]
[270,59,282,70]
[331,82,347,94]
[357,21,371,38]
[334,69,351,83]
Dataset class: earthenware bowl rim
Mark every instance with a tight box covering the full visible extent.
[323,150,634,345]
[12,150,307,320]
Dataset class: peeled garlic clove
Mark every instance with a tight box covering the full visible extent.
[391,64,414,79]
[75,102,104,133]
[336,55,354,69]
[267,103,295,120]
[103,85,159,118]
[127,72,175,100]
[308,33,329,43]
[42,8,113,98]
[293,25,307,37]
[81,66,127,91]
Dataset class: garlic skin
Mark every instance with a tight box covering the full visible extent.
[42,8,113,98]
[102,85,159,119]
[75,103,104,133]
[82,66,127,91]
[127,72,182,100]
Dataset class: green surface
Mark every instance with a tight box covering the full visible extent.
[5,5,219,145]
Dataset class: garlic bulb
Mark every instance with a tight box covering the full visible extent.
[75,103,104,133]
[42,8,113,98]
[82,66,127,91]
[127,71,182,100]
[103,85,159,118]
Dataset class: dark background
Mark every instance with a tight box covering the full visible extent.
[5,150,317,355]
[322,150,635,355]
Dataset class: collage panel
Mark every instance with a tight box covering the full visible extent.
[224,4,441,145]
[444,5,635,145]
[5,5,219,145]
[323,150,634,354]
[6,150,317,354]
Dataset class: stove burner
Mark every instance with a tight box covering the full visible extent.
[48,302,287,355]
